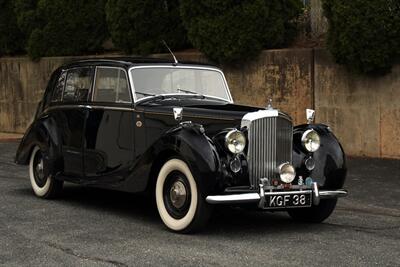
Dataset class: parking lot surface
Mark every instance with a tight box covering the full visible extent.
[0,142,399,266]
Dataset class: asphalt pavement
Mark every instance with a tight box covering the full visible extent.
[0,142,399,266]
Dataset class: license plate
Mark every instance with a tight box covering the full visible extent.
[263,192,312,209]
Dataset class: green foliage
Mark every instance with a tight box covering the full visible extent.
[106,0,190,55]
[0,0,25,55]
[14,0,109,59]
[323,0,400,74]
[179,0,303,64]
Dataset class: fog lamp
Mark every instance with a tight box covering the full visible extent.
[278,162,296,184]
[305,156,315,171]
[229,157,241,173]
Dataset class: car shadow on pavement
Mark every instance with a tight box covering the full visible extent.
[14,183,332,235]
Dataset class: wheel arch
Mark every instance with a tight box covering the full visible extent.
[293,123,347,189]
[139,125,222,197]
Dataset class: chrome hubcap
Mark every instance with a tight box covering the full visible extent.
[36,159,44,178]
[169,180,187,209]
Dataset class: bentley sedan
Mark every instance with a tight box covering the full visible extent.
[15,58,347,233]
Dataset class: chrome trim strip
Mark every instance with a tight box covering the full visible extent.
[241,109,279,128]
[128,65,234,104]
[44,104,135,113]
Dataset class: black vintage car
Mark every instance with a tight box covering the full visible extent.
[15,58,347,233]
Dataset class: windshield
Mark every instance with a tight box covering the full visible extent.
[130,67,231,102]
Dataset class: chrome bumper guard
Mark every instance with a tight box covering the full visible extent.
[206,182,348,206]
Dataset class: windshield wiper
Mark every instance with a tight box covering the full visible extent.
[135,90,169,104]
[177,88,206,99]
[177,88,199,94]
[135,91,156,97]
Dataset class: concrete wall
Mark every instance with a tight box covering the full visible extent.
[0,57,68,133]
[223,49,313,124]
[1,49,399,158]
[314,49,400,159]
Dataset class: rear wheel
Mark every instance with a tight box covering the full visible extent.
[155,158,212,233]
[287,199,337,223]
[29,146,63,199]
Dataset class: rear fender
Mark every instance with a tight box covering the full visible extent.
[15,115,63,177]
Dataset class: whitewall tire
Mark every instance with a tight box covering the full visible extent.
[155,158,211,233]
[29,146,63,198]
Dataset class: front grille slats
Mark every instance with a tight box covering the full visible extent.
[247,115,292,189]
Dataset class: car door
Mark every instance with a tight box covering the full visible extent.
[50,67,93,179]
[83,66,135,184]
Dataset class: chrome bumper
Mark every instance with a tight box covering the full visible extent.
[206,182,348,206]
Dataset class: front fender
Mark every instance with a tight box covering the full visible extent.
[293,124,347,189]
[122,123,221,196]
[159,125,221,196]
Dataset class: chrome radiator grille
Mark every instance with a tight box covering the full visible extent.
[247,114,293,189]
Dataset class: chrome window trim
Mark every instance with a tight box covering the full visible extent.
[92,66,133,103]
[50,70,67,103]
[128,65,234,104]
[61,66,94,102]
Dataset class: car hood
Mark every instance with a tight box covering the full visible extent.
[139,98,261,122]
[137,98,270,137]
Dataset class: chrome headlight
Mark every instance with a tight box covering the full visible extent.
[301,129,320,152]
[225,129,246,154]
[278,163,296,183]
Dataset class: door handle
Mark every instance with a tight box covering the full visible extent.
[79,105,92,109]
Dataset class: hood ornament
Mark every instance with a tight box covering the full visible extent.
[173,107,183,122]
[266,98,273,110]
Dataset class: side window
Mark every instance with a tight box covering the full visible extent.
[63,68,92,102]
[93,68,131,103]
[51,71,67,102]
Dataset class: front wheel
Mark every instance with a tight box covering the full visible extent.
[155,158,212,233]
[287,199,337,223]
[29,146,63,199]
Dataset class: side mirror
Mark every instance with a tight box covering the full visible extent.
[306,109,315,124]
[173,107,183,122]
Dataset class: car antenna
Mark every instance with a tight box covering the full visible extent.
[162,40,178,66]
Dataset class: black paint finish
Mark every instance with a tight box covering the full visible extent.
[83,107,135,184]
[15,58,347,199]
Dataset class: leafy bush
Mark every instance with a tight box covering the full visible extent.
[0,0,25,55]
[180,0,303,64]
[323,0,400,74]
[106,0,190,55]
[14,0,108,59]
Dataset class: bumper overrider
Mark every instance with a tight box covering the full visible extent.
[206,182,347,209]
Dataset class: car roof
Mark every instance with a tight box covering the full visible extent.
[60,57,219,70]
